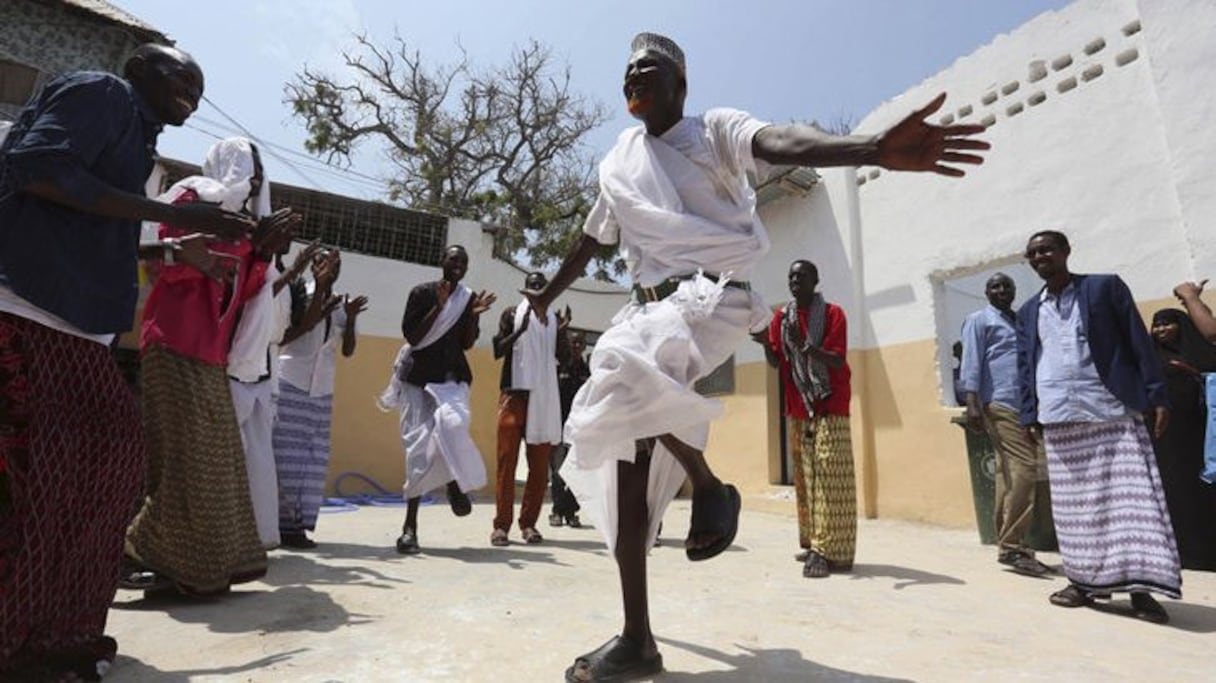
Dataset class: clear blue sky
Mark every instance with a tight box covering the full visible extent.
[113,0,1070,201]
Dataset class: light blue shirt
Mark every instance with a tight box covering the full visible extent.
[1034,283,1130,424]
[959,304,1019,410]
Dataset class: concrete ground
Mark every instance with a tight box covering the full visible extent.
[104,491,1216,682]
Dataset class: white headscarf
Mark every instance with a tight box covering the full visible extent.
[159,137,271,217]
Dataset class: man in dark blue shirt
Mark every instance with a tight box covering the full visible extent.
[0,44,254,681]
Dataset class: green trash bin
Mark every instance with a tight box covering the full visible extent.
[951,415,1058,551]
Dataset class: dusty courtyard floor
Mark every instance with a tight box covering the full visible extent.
[103,492,1216,682]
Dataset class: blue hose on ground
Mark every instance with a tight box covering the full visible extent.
[320,471,430,511]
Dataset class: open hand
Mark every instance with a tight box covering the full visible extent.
[472,290,497,315]
[343,294,369,318]
[172,202,256,241]
[877,93,990,177]
[176,233,240,282]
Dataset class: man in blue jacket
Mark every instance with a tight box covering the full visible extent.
[1016,230,1180,624]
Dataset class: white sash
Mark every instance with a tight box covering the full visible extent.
[377,283,471,411]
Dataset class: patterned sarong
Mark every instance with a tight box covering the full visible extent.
[125,346,267,594]
[273,381,334,533]
[1043,418,1181,598]
[794,414,857,565]
[0,313,144,672]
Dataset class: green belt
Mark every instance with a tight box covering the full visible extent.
[632,274,751,303]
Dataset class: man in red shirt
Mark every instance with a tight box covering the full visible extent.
[755,259,855,578]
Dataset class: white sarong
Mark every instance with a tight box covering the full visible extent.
[375,283,485,499]
[560,276,767,549]
[399,382,486,499]
[510,300,562,445]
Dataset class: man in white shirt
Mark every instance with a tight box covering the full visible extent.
[526,32,990,682]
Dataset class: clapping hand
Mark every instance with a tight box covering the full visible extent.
[877,93,990,177]
[312,249,341,289]
[177,233,240,282]
[252,208,301,258]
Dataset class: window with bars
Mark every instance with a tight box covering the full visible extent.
[160,160,449,266]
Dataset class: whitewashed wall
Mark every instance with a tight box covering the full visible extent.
[760,0,1216,362]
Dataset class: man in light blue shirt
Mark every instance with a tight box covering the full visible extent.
[961,273,1050,577]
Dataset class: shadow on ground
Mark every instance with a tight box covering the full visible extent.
[112,585,373,635]
[108,649,304,682]
[845,563,966,590]
[1087,598,1216,633]
[655,638,915,682]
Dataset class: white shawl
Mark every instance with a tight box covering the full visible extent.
[598,126,769,287]
[377,283,472,411]
[510,300,563,444]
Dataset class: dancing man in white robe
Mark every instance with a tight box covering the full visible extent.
[524,32,991,683]
[384,245,496,555]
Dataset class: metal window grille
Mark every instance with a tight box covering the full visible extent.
[160,160,448,266]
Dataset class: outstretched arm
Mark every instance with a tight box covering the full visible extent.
[753,93,988,177]
[522,234,600,317]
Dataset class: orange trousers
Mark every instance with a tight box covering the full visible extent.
[493,392,552,531]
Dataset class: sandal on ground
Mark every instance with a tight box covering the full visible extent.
[803,551,830,578]
[1131,592,1169,624]
[490,529,510,547]
[999,550,1052,578]
[685,483,741,562]
[396,529,421,555]
[564,636,663,683]
[1049,584,1093,608]
[565,514,582,529]
[522,527,544,545]
[549,513,565,528]
[447,486,472,517]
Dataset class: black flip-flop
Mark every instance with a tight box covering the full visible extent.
[564,636,663,682]
[685,483,741,562]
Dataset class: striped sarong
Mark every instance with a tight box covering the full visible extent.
[273,381,333,533]
[125,346,267,595]
[1042,418,1181,598]
[0,314,143,674]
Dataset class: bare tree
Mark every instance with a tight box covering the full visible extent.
[286,34,619,275]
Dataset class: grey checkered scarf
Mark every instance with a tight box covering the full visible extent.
[781,295,832,417]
